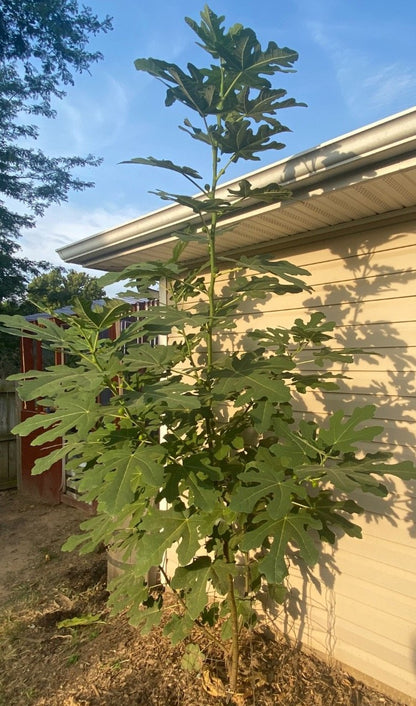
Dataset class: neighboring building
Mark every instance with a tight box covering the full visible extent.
[18,300,155,505]
[58,108,416,704]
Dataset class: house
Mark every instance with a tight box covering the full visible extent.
[58,107,416,704]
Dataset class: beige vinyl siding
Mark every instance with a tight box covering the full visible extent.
[242,223,416,703]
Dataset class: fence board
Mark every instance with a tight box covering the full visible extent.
[0,381,18,489]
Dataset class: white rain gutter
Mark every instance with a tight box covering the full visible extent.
[58,107,416,269]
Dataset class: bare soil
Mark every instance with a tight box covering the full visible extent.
[0,489,408,705]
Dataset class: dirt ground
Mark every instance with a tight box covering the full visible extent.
[0,489,409,706]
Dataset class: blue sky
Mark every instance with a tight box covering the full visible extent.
[20,0,416,272]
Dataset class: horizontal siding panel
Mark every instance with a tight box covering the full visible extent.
[297,246,416,286]
[333,621,416,691]
[295,354,416,374]
[336,550,416,598]
[333,596,410,652]
[334,644,416,702]
[292,408,416,448]
[181,342,416,375]
[228,284,416,319]
[186,229,416,303]
[213,226,416,277]
[339,517,416,557]
[191,320,416,341]
[172,309,416,348]
[302,369,416,396]
[278,577,416,698]
[340,439,416,462]
[182,275,416,316]
[209,235,416,292]
[284,552,416,612]
[277,549,416,698]
[292,389,416,422]
[271,224,416,267]
[282,567,415,643]
[236,296,416,330]
[321,319,413,341]
[168,344,416,391]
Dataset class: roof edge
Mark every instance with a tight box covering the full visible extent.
[58,107,416,267]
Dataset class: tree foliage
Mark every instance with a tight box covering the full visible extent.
[0,0,112,301]
[26,267,105,311]
[0,266,105,377]
[2,6,415,699]
[0,240,50,304]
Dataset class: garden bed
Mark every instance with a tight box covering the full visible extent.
[0,490,407,705]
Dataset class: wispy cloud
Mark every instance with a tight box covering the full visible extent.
[361,64,416,111]
[307,19,415,119]
[20,203,139,273]
[41,73,130,155]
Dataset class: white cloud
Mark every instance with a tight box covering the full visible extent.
[307,20,415,119]
[19,203,139,274]
[361,64,416,111]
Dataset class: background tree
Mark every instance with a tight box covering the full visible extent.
[0,0,112,303]
[0,241,50,305]
[26,267,105,311]
[0,0,111,376]
[0,266,105,377]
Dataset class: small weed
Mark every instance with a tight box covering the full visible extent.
[0,615,27,646]
[7,580,39,606]
[57,613,105,629]
[66,653,80,666]
[22,687,38,702]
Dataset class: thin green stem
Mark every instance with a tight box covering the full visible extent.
[215,153,238,184]
[182,172,208,193]
[222,537,240,695]
[243,552,251,597]
[206,227,217,372]
[158,564,224,651]
[227,572,240,693]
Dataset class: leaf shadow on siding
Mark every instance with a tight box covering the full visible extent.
[254,545,339,659]
[297,229,416,535]
[275,229,416,665]
[240,224,416,660]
